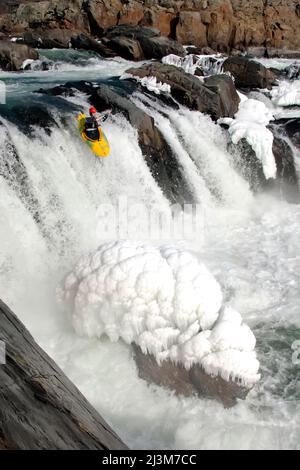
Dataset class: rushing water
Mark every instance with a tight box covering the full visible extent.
[0,49,299,449]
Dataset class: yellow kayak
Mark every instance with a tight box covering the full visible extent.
[78,113,110,158]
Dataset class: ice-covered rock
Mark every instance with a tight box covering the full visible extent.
[271,80,300,107]
[60,241,260,392]
[219,98,277,180]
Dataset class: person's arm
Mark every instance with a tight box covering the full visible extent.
[96,110,112,124]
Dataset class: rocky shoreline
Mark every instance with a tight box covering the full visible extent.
[0,1,299,68]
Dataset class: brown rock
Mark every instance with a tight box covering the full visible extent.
[133,345,251,408]
[223,55,277,89]
[106,36,144,60]
[0,40,38,71]
[176,10,207,46]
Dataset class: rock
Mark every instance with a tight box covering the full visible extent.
[194,67,204,77]
[125,62,240,118]
[204,74,240,118]
[36,80,95,97]
[106,36,144,60]
[228,138,266,193]
[83,0,123,34]
[0,298,127,450]
[222,56,277,89]
[71,33,116,57]
[228,129,299,202]
[271,135,299,202]
[139,36,186,59]
[1,1,300,55]
[133,345,251,408]
[92,84,194,204]
[105,24,161,40]
[281,63,300,80]
[176,10,207,46]
[245,46,267,58]
[0,40,38,71]
[21,29,74,49]
[281,118,300,149]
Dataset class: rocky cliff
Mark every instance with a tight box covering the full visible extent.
[0,0,299,55]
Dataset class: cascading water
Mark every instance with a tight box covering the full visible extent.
[0,50,299,449]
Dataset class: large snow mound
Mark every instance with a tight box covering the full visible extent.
[219,99,276,180]
[60,241,260,386]
[271,80,300,107]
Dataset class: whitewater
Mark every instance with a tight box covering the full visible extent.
[0,50,299,449]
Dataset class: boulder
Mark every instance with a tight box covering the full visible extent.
[1,0,300,55]
[106,36,144,60]
[71,33,116,57]
[272,135,299,203]
[204,74,240,118]
[133,345,251,408]
[139,36,185,59]
[0,40,38,71]
[21,29,74,49]
[0,298,126,450]
[176,10,207,47]
[222,56,277,90]
[125,62,240,119]
[281,118,300,149]
[92,84,194,204]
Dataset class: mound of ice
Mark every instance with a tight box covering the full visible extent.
[121,73,171,94]
[162,53,225,76]
[60,241,260,386]
[271,80,300,106]
[219,99,276,180]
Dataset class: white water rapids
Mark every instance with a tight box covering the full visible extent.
[0,51,299,449]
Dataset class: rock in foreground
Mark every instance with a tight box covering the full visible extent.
[0,299,126,450]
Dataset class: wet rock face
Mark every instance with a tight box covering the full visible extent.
[0,299,127,450]
[222,56,277,89]
[125,62,240,119]
[133,345,250,408]
[0,40,38,71]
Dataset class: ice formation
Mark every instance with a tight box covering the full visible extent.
[219,98,277,180]
[162,53,225,76]
[60,241,260,386]
[271,80,300,106]
[121,73,171,94]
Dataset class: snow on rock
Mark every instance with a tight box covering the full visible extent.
[162,53,225,76]
[219,99,277,180]
[271,80,300,106]
[120,73,171,94]
[60,241,260,386]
